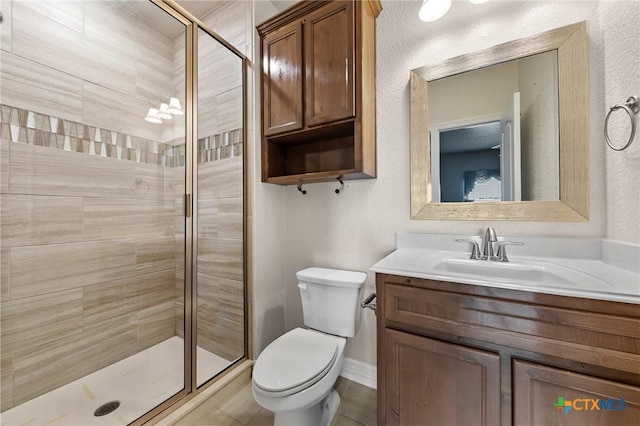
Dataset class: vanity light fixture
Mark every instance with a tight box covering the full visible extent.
[144,108,163,124]
[419,0,452,22]
[469,0,490,4]
[144,98,184,124]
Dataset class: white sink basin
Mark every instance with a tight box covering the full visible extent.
[427,257,612,290]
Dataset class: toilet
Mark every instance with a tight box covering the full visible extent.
[252,267,367,426]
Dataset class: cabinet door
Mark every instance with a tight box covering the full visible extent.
[262,20,303,136]
[513,360,640,426]
[385,329,501,426]
[304,1,355,127]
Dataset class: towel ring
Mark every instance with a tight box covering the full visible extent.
[605,95,639,151]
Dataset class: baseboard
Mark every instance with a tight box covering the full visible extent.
[340,357,377,389]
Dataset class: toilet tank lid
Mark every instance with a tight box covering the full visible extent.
[296,267,367,288]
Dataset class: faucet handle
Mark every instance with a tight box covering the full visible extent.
[456,239,481,260]
[495,241,524,262]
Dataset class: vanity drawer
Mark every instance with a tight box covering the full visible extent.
[379,277,640,376]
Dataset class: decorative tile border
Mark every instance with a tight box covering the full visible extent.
[167,144,186,168]
[164,129,244,168]
[0,105,243,167]
[198,129,243,164]
[0,104,176,167]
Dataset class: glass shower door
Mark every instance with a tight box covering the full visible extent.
[194,26,246,387]
[0,0,248,422]
[0,0,189,423]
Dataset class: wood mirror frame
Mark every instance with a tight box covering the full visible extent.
[410,22,588,221]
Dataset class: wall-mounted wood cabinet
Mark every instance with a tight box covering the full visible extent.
[258,0,382,185]
[376,274,640,425]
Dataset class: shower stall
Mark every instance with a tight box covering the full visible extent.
[0,0,247,423]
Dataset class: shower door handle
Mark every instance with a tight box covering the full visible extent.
[185,194,192,217]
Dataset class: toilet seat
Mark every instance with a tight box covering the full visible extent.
[253,328,339,397]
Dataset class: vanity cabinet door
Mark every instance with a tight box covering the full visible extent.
[303,0,355,127]
[384,328,501,426]
[262,20,304,136]
[513,360,640,426]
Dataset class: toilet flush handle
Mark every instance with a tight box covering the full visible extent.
[361,293,376,310]
[297,283,308,291]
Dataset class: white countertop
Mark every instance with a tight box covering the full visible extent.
[371,233,640,304]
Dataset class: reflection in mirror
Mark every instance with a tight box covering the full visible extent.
[410,22,589,221]
[428,51,559,203]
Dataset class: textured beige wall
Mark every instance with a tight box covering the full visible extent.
[519,51,559,201]
[601,1,640,243]
[276,0,640,373]
[428,61,518,125]
[250,1,290,359]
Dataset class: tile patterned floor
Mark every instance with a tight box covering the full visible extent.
[174,377,377,426]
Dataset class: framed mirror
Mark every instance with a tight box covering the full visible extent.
[410,22,588,221]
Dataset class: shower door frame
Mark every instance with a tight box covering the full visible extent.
[132,1,250,423]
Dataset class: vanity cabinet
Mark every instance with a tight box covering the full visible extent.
[385,328,501,425]
[513,360,640,425]
[258,0,381,184]
[376,273,640,426]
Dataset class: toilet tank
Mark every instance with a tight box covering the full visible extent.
[297,267,367,338]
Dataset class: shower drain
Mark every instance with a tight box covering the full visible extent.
[94,400,121,417]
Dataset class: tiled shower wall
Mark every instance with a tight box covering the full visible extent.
[0,0,247,411]
[0,0,177,142]
[0,0,181,411]
[0,105,178,411]
[0,108,244,410]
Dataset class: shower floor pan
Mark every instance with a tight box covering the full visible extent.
[1,337,230,425]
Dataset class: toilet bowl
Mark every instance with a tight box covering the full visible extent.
[253,328,346,425]
[252,267,367,426]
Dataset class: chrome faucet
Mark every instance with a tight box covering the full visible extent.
[456,227,524,262]
[481,227,498,260]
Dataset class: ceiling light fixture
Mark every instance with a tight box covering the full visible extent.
[167,97,184,115]
[419,0,452,22]
[144,98,184,124]
[145,108,163,124]
[157,103,173,120]
[419,0,490,23]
